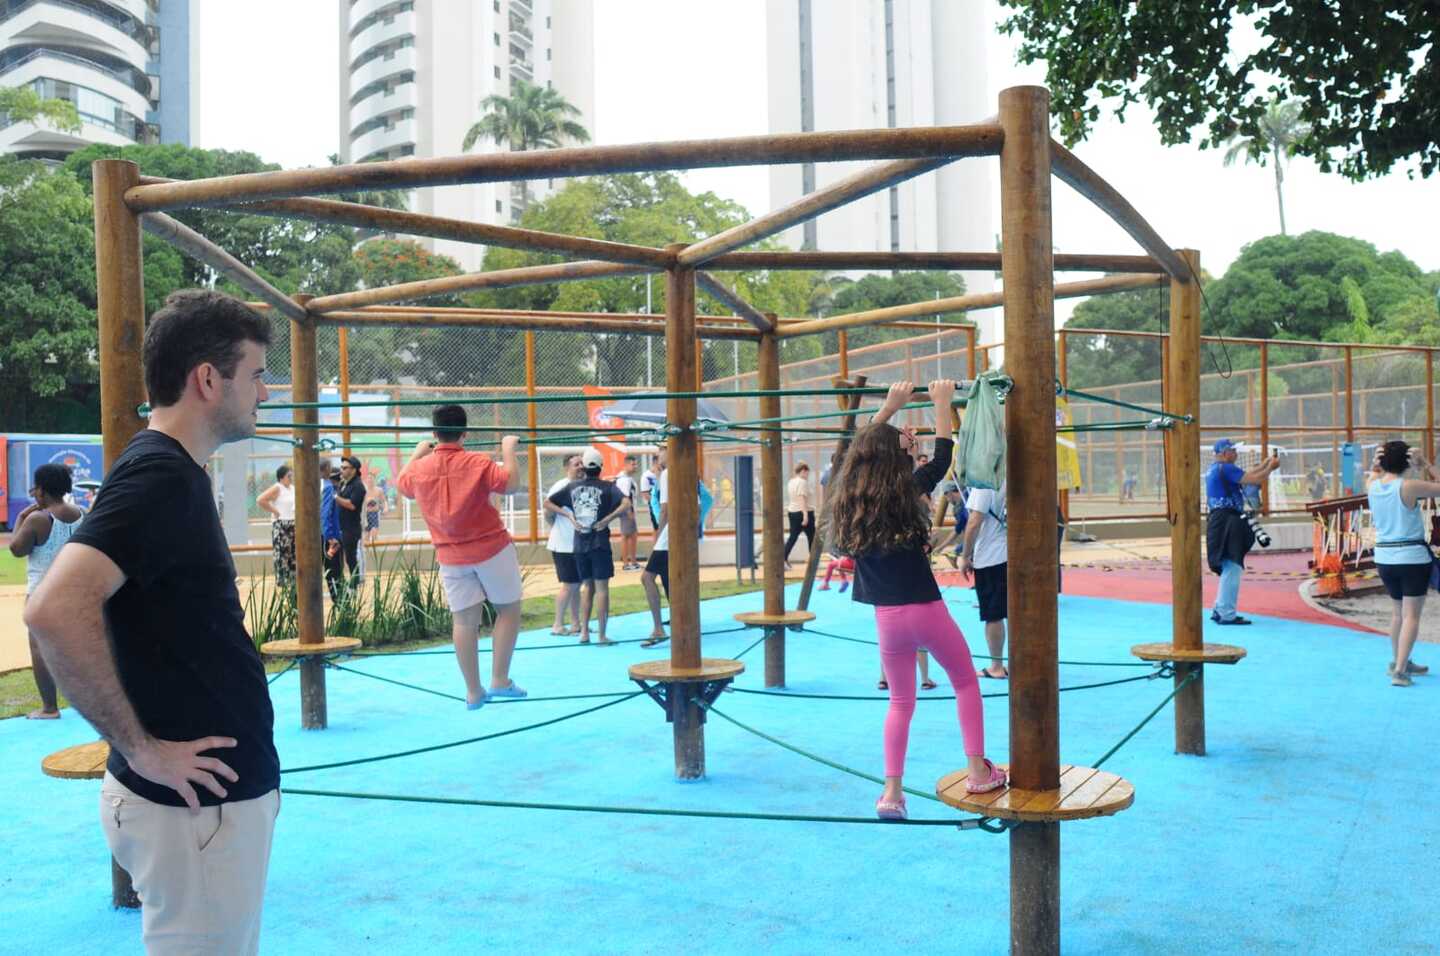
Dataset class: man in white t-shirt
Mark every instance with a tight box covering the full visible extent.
[545,454,583,634]
[640,466,671,646]
[958,482,1008,680]
[613,455,640,571]
[638,450,665,531]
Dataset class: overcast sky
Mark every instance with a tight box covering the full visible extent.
[198,1,1438,295]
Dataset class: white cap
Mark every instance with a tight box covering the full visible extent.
[581,448,604,471]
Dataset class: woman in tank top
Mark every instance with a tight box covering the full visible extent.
[9,464,84,719]
[1365,440,1440,686]
[256,463,297,587]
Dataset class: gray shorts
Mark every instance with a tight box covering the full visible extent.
[618,512,638,535]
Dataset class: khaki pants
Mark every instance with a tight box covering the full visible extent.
[100,772,279,955]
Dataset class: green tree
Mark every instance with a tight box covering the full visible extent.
[0,159,98,431]
[822,271,969,357]
[1222,101,1313,236]
[0,85,81,133]
[998,1,1439,179]
[473,173,817,387]
[461,79,590,215]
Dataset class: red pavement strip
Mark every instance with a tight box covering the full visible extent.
[935,549,1382,635]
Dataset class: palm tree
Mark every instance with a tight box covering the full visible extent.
[461,80,589,216]
[1223,101,1313,236]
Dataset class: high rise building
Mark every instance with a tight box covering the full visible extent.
[0,0,199,161]
[338,0,595,272]
[766,0,997,341]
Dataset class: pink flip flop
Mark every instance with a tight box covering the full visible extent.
[965,760,1008,794]
[875,796,908,820]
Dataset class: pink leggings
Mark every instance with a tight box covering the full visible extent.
[875,599,985,778]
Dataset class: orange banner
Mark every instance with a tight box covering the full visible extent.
[582,385,629,477]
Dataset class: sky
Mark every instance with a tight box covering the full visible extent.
[197,1,1438,300]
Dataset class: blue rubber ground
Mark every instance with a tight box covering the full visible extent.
[3,585,1437,954]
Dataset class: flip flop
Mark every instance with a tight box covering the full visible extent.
[978,667,1008,679]
[877,679,889,690]
[921,679,938,690]
[641,635,669,648]
[597,637,616,646]
[26,710,61,720]
[965,759,1008,794]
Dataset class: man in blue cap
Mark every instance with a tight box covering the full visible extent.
[1205,438,1280,624]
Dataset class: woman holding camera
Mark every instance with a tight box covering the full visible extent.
[1367,440,1439,686]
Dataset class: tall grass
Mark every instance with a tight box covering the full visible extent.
[243,545,454,650]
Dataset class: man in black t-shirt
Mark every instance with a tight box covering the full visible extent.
[25,290,280,954]
[334,455,367,592]
[547,448,630,644]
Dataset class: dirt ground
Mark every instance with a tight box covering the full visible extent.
[1308,585,1440,646]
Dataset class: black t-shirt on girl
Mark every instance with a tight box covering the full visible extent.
[337,478,366,539]
[851,437,953,606]
[69,429,279,807]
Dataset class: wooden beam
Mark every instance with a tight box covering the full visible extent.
[124,124,1004,211]
[677,157,949,266]
[775,274,1165,338]
[92,160,148,471]
[696,272,772,331]
[1049,140,1190,282]
[312,309,760,340]
[139,213,309,323]
[307,260,651,314]
[1000,85,1061,955]
[707,250,1167,273]
[185,191,673,268]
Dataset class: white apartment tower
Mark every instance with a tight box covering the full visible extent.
[766,0,997,340]
[0,0,199,160]
[338,0,595,272]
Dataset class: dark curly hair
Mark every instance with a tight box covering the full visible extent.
[143,290,271,407]
[827,422,931,556]
[1377,440,1411,475]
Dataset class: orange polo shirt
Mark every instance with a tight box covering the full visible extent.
[396,445,512,565]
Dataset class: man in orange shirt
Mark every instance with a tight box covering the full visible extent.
[397,404,525,709]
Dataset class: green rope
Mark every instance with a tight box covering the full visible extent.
[266,660,297,685]
[349,626,753,658]
[279,691,644,775]
[699,700,946,806]
[266,420,657,433]
[725,670,1160,702]
[1092,669,1198,769]
[703,400,935,432]
[1059,419,1173,433]
[325,663,640,706]
[734,632,769,660]
[1059,384,1191,424]
[281,787,978,827]
[252,433,303,448]
[800,626,1155,667]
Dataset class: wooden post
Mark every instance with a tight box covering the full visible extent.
[797,374,867,612]
[966,325,977,380]
[1168,250,1204,755]
[339,326,352,455]
[758,327,787,687]
[93,159,148,470]
[290,296,328,730]
[92,157,146,911]
[999,85,1061,956]
[1260,342,1269,514]
[526,332,540,544]
[838,329,849,379]
[664,245,704,778]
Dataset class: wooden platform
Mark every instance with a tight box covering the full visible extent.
[733,610,816,627]
[628,658,746,683]
[1131,642,1247,664]
[42,740,110,780]
[259,636,363,658]
[936,764,1134,822]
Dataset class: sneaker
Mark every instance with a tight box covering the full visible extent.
[487,682,527,699]
[1215,615,1252,626]
[1392,671,1414,687]
[1387,660,1429,676]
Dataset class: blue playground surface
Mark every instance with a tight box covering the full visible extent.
[3,584,1437,954]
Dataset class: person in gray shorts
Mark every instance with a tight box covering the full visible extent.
[615,454,641,570]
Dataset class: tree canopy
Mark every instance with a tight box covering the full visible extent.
[998,1,1440,179]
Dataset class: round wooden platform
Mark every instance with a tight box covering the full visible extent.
[936,764,1134,822]
[1131,642,1247,665]
[259,636,363,658]
[42,740,110,780]
[733,610,817,627]
[628,658,746,683]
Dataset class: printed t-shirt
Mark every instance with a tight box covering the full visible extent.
[1206,461,1246,512]
[549,477,625,554]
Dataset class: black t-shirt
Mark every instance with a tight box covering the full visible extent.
[852,437,952,606]
[337,478,366,538]
[70,429,278,807]
[549,476,625,554]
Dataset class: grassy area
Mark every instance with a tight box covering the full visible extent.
[0,577,767,720]
[0,550,23,587]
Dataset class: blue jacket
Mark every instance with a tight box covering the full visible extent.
[321,482,341,540]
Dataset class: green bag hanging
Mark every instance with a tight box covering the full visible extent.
[954,370,1007,490]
